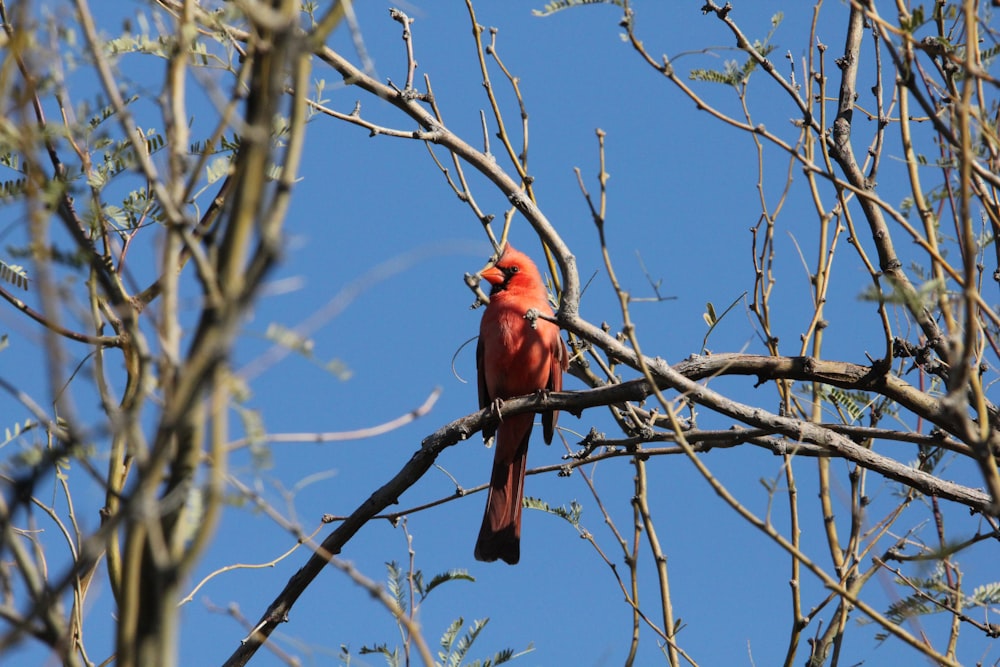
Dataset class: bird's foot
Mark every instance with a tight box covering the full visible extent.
[532,387,552,401]
[482,398,504,448]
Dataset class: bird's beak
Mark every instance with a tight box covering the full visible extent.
[479,244,508,285]
[480,264,505,286]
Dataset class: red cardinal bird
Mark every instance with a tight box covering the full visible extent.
[475,245,568,564]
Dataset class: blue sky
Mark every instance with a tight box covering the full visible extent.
[2,1,998,666]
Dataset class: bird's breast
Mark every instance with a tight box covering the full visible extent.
[480,301,556,400]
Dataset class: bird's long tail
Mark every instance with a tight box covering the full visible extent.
[474,413,533,565]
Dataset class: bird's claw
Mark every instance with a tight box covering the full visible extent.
[482,398,504,449]
[489,397,505,420]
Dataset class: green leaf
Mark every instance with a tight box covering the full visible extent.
[1,420,34,449]
[532,0,624,17]
[103,204,129,229]
[0,177,28,199]
[0,261,29,290]
[85,94,139,131]
[524,497,582,526]
[265,322,315,355]
[439,617,463,658]
[826,387,866,423]
[0,152,21,172]
[325,358,353,381]
[701,292,746,354]
[206,155,231,184]
[858,277,946,311]
[884,593,932,625]
[704,301,718,326]
[689,67,740,86]
[969,582,1000,606]
[421,569,474,601]
[449,617,488,667]
[901,5,926,33]
[385,561,407,614]
[358,643,399,667]
[264,322,352,380]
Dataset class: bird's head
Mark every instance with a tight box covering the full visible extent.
[479,245,543,296]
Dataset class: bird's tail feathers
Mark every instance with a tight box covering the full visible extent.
[474,413,532,565]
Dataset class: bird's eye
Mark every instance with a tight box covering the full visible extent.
[509,266,519,273]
